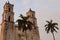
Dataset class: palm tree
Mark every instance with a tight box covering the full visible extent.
[16,14,34,40]
[44,20,59,40]
[16,14,33,31]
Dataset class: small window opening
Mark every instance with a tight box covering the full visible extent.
[8,7,10,12]
[8,16,10,21]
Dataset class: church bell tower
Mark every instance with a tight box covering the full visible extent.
[1,1,15,40]
[26,9,40,40]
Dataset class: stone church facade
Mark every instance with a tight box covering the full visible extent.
[1,2,40,40]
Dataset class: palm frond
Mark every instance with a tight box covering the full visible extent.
[19,14,23,18]
[45,27,48,31]
[50,20,53,23]
[25,16,30,20]
[45,24,48,27]
[27,21,33,30]
[53,28,57,33]
[46,21,50,23]
[51,28,53,33]
[27,21,33,25]
[52,23,58,26]
[54,26,59,30]
[16,19,24,30]
[19,14,26,20]
[47,26,50,33]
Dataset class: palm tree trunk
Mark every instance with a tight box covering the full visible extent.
[52,32,55,40]
[25,31,27,40]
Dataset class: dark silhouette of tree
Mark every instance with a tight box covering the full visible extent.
[16,14,34,40]
[16,14,33,32]
[44,20,59,40]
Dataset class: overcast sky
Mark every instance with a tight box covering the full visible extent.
[0,0,60,40]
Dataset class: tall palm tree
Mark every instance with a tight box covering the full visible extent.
[44,20,59,40]
[16,14,33,32]
[16,14,34,40]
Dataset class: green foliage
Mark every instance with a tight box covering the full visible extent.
[44,20,59,33]
[45,20,59,40]
[16,14,33,32]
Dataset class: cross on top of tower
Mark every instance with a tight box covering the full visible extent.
[4,1,14,6]
[4,1,14,8]
[29,8,35,13]
[7,1,10,4]
[5,1,10,4]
